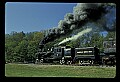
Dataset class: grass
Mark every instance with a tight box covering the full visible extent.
[5,63,116,78]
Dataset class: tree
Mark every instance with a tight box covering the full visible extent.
[26,41,37,62]
[15,40,28,62]
[33,32,44,43]
[5,45,14,63]
[105,31,116,40]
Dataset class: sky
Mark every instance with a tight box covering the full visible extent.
[5,2,77,34]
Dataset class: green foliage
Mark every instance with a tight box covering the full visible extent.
[104,32,116,40]
[5,31,44,63]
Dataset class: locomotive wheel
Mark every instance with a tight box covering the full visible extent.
[60,59,65,65]
[60,60,63,65]
[89,60,93,65]
[62,59,65,64]
[35,59,39,64]
[67,61,72,65]
[40,59,43,63]
[91,60,94,65]
[79,60,83,65]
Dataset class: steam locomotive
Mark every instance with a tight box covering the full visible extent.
[35,38,116,66]
[36,46,101,65]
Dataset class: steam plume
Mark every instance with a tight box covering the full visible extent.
[58,28,92,45]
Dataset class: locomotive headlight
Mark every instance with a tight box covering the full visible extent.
[89,60,91,62]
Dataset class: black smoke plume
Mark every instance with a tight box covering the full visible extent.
[39,3,116,48]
